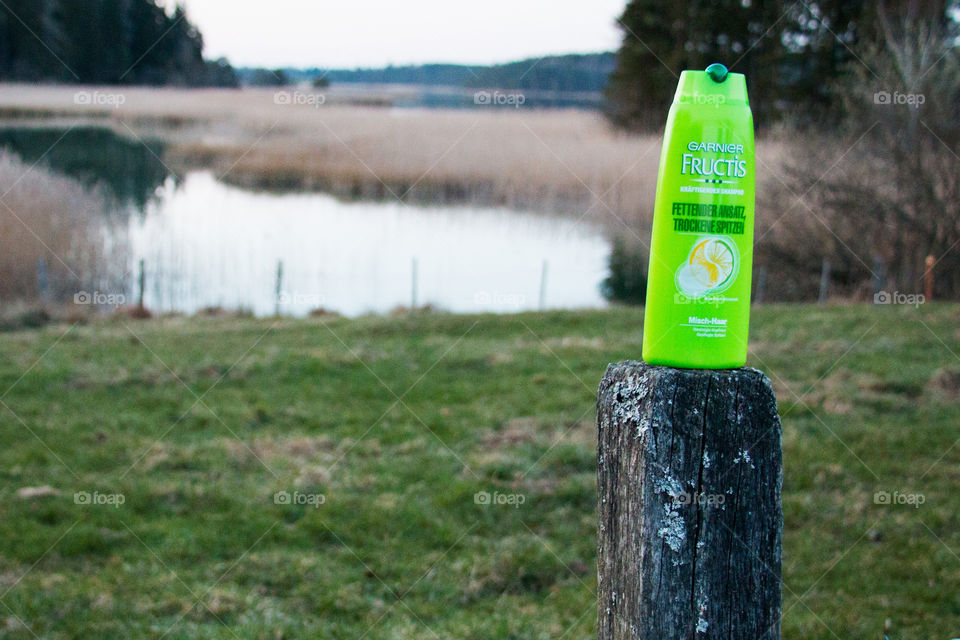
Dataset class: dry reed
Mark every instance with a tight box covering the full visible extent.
[0,149,122,302]
[0,84,792,230]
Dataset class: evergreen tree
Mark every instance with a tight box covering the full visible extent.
[601,237,647,305]
[605,0,788,129]
[605,0,957,129]
[0,0,236,86]
[0,0,63,80]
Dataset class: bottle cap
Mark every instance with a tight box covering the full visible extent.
[706,63,728,82]
[674,63,749,106]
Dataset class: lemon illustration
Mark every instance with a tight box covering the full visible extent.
[688,238,735,288]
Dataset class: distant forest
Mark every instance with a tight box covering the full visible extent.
[0,0,238,86]
[273,53,616,93]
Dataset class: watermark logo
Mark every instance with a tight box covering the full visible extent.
[277,291,325,307]
[874,490,924,508]
[273,490,326,507]
[686,92,726,108]
[873,290,924,307]
[474,490,525,508]
[274,91,326,108]
[473,90,526,108]
[673,292,723,308]
[672,491,726,507]
[74,91,125,109]
[873,90,925,107]
[474,291,526,309]
[74,490,125,508]
[74,290,126,307]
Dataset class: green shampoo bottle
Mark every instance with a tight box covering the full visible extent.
[641,63,755,369]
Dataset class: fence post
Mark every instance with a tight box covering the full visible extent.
[411,257,418,309]
[818,258,830,304]
[539,259,548,310]
[597,361,782,639]
[754,266,766,305]
[275,260,284,316]
[872,255,886,296]
[137,259,146,310]
[36,258,49,303]
[924,255,934,301]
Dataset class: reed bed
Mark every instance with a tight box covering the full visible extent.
[0,84,793,229]
[0,84,763,226]
[0,84,814,299]
[0,150,122,304]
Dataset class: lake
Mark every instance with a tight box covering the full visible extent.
[0,126,611,316]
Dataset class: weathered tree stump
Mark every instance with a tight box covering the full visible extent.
[597,361,782,640]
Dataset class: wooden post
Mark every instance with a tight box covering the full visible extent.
[754,266,766,305]
[924,255,934,301]
[36,257,49,303]
[275,260,284,316]
[818,258,830,304]
[597,361,782,640]
[872,255,886,296]
[137,259,146,310]
[411,257,418,309]
[539,259,548,310]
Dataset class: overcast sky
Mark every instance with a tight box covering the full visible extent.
[175,0,626,69]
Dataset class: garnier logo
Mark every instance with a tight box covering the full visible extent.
[681,141,748,179]
[687,142,744,154]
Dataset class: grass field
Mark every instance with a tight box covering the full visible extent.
[1,304,959,638]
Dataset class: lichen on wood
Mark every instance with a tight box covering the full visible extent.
[597,360,782,640]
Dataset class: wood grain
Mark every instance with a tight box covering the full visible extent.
[597,360,782,639]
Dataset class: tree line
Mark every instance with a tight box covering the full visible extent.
[605,0,960,300]
[284,53,615,93]
[0,0,238,86]
[606,0,958,129]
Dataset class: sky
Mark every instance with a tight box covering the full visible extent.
[174,0,626,69]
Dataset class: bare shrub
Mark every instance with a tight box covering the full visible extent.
[760,17,960,300]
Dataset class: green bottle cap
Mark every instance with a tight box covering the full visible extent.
[672,64,748,106]
[705,63,728,83]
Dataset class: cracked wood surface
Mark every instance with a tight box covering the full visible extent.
[597,361,782,640]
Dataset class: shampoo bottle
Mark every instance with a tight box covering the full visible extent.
[641,63,755,369]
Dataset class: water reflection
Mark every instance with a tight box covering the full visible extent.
[0,125,610,315]
[132,172,609,316]
[0,126,171,209]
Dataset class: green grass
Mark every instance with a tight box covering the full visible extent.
[0,304,959,639]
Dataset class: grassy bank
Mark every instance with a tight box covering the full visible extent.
[1,305,958,638]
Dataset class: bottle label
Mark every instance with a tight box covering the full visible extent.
[674,235,739,299]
